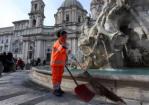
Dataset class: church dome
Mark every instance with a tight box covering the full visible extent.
[60,0,84,9]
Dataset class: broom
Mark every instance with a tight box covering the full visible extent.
[65,65,95,102]
[70,54,126,104]
[83,71,126,104]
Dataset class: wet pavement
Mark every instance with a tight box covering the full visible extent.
[0,70,115,105]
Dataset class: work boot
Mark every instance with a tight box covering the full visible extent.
[58,88,65,94]
[53,89,62,97]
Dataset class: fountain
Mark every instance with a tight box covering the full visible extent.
[79,0,149,68]
[30,0,149,104]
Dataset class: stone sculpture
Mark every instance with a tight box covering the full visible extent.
[79,0,149,68]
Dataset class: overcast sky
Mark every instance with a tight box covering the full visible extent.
[0,0,91,28]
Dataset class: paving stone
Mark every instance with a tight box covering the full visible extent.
[124,99,141,105]
[0,91,27,101]
[18,95,50,105]
[0,71,117,105]
[0,94,43,105]
[117,86,141,100]
[142,102,149,105]
[141,90,149,102]
[0,88,24,96]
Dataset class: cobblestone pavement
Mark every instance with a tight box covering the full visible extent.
[0,70,116,105]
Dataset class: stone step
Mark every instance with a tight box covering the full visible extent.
[0,92,48,105]
[0,88,25,96]
[0,91,27,101]
[18,95,51,105]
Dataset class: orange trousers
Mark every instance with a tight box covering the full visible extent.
[51,66,64,89]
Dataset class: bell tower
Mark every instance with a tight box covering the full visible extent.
[29,0,45,27]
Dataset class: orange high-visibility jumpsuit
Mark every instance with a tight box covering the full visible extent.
[50,40,67,89]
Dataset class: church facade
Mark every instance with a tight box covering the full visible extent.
[0,0,87,63]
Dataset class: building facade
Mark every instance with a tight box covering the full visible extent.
[0,27,13,53]
[0,0,87,63]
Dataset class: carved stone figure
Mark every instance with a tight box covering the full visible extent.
[79,0,149,68]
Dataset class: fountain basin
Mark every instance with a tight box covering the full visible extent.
[30,66,149,104]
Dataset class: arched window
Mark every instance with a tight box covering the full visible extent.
[33,19,36,27]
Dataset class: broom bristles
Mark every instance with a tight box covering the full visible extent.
[83,71,126,104]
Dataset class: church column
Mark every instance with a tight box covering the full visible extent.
[54,14,57,24]
[61,10,63,23]
[42,40,46,60]
[72,38,77,55]
[36,40,46,61]
[75,38,78,55]
[73,10,76,22]
[36,40,41,59]
[23,41,29,63]
[72,10,75,22]
[36,17,41,27]
[34,41,37,59]
[58,13,60,24]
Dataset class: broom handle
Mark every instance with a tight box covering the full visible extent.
[72,57,93,80]
[67,53,92,82]
[65,65,79,86]
[73,56,126,104]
